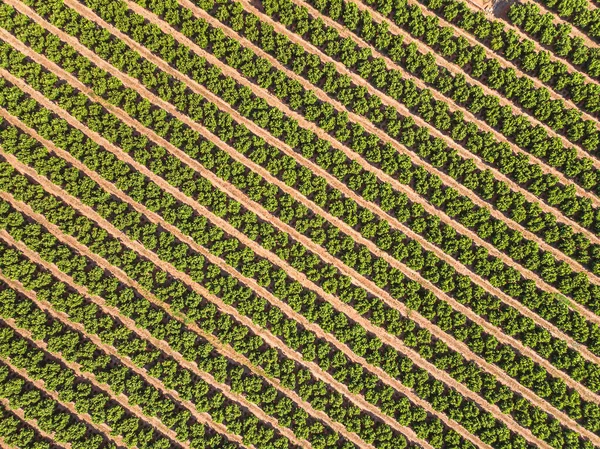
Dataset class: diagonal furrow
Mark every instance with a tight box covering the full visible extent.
[386,0,600,124]
[0,399,69,449]
[9,0,600,374]
[12,0,600,394]
[0,122,465,449]
[241,0,600,214]
[0,229,325,449]
[100,0,600,240]
[0,350,131,449]
[91,0,600,363]
[0,208,432,449]
[0,277,253,449]
[1,3,600,444]
[0,277,305,449]
[518,0,600,48]
[1,322,196,449]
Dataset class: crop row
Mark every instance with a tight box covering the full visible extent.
[517,0,600,42]
[0,0,593,448]
[0,156,477,449]
[0,323,168,449]
[20,0,600,366]
[0,247,357,449]
[3,0,600,440]
[507,2,600,80]
[162,0,600,319]
[0,279,267,449]
[128,0,600,248]
[21,0,600,370]
[19,0,600,375]
[8,0,600,434]
[281,0,600,180]
[255,0,600,221]
[70,0,600,285]
[0,33,592,449]
[0,387,67,449]
[412,0,600,122]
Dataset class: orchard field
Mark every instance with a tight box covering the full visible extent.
[2,0,600,447]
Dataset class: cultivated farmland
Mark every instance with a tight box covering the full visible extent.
[0,0,599,448]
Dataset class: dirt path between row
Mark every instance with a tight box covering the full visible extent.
[320,0,600,160]
[518,0,600,49]
[0,114,448,449]
[282,0,600,174]
[0,335,132,449]
[2,8,597,446]
[34,0,600,367]
[0,194,374,449]
[0,398,71,449]
[159,0,600,238]
[0,45,575,449]
[171,0,600,285]
[44,0,600,338]
[0,230,302,449]
[0,276,254,449]
[56,0,600,385]
[480,0,600,72]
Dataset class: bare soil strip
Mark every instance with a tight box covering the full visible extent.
[0,195,375,449]
[0,274,255,449]
[184,0,600,257]
[291,0,600,182]
[0,124,446,449]
[2,7,598,445]
[23,0,600,361]
[0,398,71,449]
[46,0,600,381]
[287,0,600,163]
[134,0,600,365]
[7,2,600,443]
[167,0,600,283]
[0,343,130,449]
[384,0,600,125]
[273,0,600,199]
[0,60,575,449]
[487,0,600,73]
[133,0,600,231]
